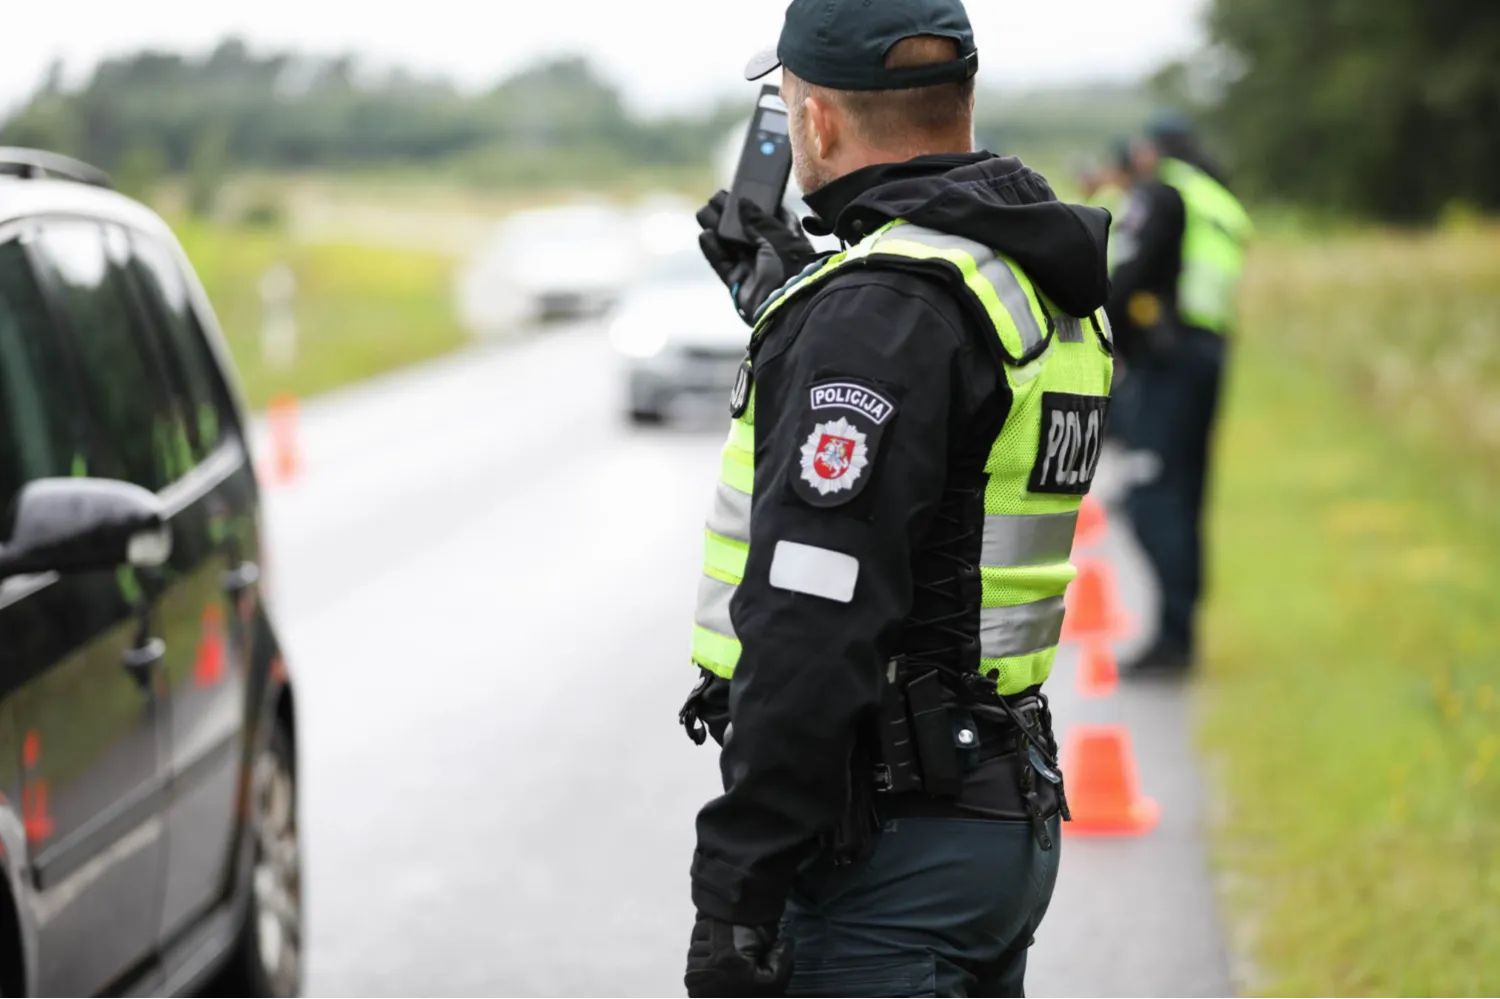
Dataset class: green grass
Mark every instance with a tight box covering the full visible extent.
[171,216,468,410]
[1205,226,1500,995]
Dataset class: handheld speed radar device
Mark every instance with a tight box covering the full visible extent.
[718,85,794,245]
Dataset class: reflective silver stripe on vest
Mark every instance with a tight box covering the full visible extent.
[981,512,1079,568]
[695,574,738,637]
[884,226,1045,354]
[706,480,752,544]
[980,597,1066,659]
[1057,314,1084,343]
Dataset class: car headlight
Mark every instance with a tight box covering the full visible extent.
[609,315,668,359]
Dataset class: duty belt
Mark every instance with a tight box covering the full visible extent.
[870,667,1070,851]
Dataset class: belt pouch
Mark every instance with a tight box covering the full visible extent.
[907,670,962,797]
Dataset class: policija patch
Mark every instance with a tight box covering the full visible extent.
[1029,392,1110,495]
[792,378,897,508]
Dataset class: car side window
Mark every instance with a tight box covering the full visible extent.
[31,220,175,492]
[0,235,84,529]
[128,230,230,459]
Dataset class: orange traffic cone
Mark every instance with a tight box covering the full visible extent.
[1061,725,1159,836]
[264,394,302,485]
[1075,637,1119,698]
[23,783,54,843]
[1073,495,1108,550]
[194,603,226,688]
[1060,559,1131,642]
[21,730,54,844]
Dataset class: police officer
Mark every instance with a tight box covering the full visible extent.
[1106,113,1252,675]
[677,2,1115,994]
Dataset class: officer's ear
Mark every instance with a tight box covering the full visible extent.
[805,91,840,162]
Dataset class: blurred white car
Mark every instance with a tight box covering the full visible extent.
[458,203,637,334]
[630,201,703,258]
[604,120,845,423]
[610,244,748,424]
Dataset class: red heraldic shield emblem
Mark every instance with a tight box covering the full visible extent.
[813,433,855,480]
[800,418,868,497]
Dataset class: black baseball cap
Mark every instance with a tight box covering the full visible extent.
[745,0,978,92]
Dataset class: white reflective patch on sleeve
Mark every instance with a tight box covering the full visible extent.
[768,541,860,603]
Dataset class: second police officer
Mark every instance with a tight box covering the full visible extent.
[1106,114,1253,675]
[677,1,1115,994]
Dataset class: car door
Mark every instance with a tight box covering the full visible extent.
[0,220,169,997]
[121,224,256,945]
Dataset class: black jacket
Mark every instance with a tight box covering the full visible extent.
[1104,180,1187,358]
[689,153,1110,926]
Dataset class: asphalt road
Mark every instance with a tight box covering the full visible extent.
[258,321,1233,997]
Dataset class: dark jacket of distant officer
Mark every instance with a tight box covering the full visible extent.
[1105,116,1252,673]
[677,2,1115,996]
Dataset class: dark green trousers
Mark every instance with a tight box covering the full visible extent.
[782,815,1061,997]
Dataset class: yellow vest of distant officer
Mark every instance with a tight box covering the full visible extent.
[1157,157,1253,334]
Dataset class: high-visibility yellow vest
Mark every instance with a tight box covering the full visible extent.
[690,220,1114,697]
[1157,158,1253,334]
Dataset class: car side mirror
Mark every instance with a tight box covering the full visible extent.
[0,478,172,582]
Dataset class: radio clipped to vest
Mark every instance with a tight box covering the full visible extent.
[729,352,753,418]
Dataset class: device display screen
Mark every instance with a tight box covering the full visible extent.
[741,110,791,184]
[759,111,789,136]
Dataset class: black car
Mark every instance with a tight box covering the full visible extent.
[0,150,300,997]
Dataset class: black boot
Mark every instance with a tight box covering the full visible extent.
[1121,638,1193,678]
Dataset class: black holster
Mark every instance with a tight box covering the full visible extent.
[872,664,965,799]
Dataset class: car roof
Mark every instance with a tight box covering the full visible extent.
[0,175,176,240]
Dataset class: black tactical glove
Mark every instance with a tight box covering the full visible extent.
[684,914,794,998]
[697,191,820,326]
[679,668,732,747]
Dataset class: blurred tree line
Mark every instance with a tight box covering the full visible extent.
[1158,0,1500,221]
[0,35,1158,196]
[0,36,1157,209]
[22,7,1497,226]
[0,38,744,200]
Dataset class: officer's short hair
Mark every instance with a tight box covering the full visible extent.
[789,36,976,148]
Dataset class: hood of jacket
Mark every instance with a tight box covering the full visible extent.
[804,152,1111,318]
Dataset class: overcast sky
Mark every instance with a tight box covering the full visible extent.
[4,0,1207,115]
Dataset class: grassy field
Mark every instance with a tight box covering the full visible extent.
[1204,225,1500,995]
[171,215,469,410]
